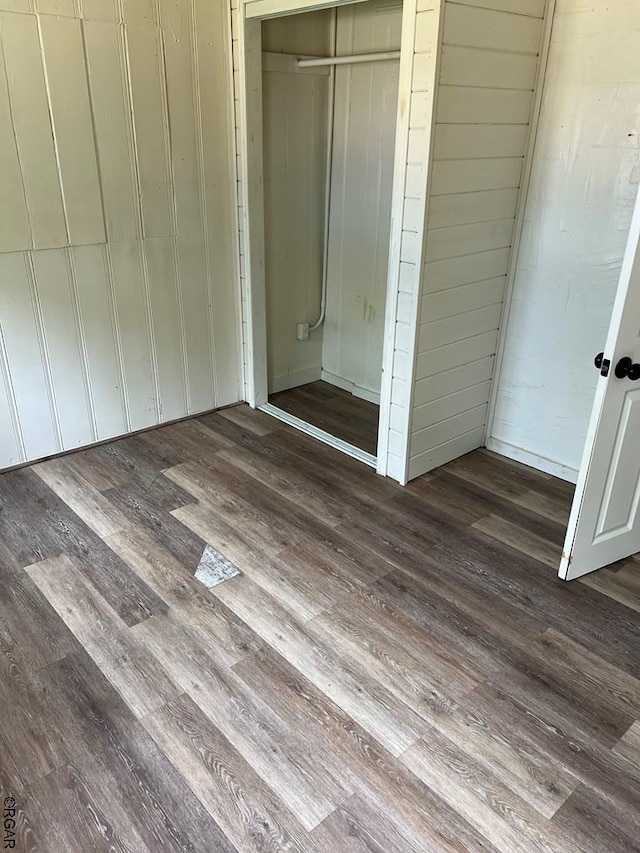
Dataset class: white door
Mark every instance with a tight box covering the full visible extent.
[560,186,640,580]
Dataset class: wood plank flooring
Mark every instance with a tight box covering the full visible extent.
[269,380,379,455]
[1,404,640,852]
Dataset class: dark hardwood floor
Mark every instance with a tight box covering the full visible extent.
[269,380,379,455]
[1,404,640,852]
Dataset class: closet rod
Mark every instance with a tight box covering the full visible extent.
[296,50,400,69]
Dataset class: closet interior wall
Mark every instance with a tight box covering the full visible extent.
[405,0,548,481]
[261,11,332,393]
[261,2,401,403]
[321,0,402,404]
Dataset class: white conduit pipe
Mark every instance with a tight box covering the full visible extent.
[297,50,400,69]
[309,8,338,333]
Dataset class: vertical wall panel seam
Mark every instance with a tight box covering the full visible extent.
[158,13,190,414]
[79,18,130,434]
[78,19,109,239]
[121,21,161,421]
[120,22,146,240]
[35,13,71,247]
[154,0,184,414]
[103,242,131,432]
[25,250,64,451]
[156,11,189,416]
[137,240,161,419]
[0,323,26,463]
[190,0,218,407]
[0,18,34,249]
[65,246,98,442]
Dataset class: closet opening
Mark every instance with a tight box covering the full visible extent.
[257,0,403,466]
[261,0,402,466]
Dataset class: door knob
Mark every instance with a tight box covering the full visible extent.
[594,352,610,376]
[614,357,640,381]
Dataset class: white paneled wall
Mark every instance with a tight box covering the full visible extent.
[406,0,547,480]
[321,0,401,403]
[383,0,443,482]
[230,0,252,401]
[262,12,331,392]
[0,0,240,470]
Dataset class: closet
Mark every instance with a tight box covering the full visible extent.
[236,0,551,481]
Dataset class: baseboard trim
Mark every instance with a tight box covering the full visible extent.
[321,370,381,405]
[268,367,322,395]
[0,400,243,475]
[259,403,377,469]
[485,438,579,484]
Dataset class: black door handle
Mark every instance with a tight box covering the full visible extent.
[614,357,640,381]
[594,352,610,376]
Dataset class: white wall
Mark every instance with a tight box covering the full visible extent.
[380,0,442,482]
[0,0,240,471]
[321,0,402,403]
[261,11,331,392]
[490,0,640,480]
[406,0,546,480]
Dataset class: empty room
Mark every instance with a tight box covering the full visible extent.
[1,0,639,851]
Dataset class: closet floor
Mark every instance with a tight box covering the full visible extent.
[269,380,379,455]
[1,405,640,853]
